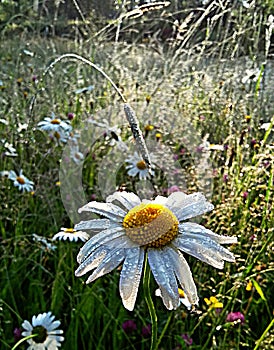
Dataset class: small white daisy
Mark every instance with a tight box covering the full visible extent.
[22,311,64,350]
[88,118,127,150]
[125,152,155,180]
[75,191,237,311]
[38,113,72,134]
[69,144,84,164]
[52,227,89,242]
[8,170,34,192]
[1,140,18,157]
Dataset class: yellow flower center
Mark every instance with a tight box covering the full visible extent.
[51,118,61,124]
[16,176,25,184]
[136,160,147,170]
[64,228,76,233]
[123,203,179,248]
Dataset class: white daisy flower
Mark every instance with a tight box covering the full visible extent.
[22,311,64,350]
[52,227,90,242]
[8,170,34,192]
[125,152,155,180]
[75,191,237,311]
[50,129,71,144]
[38,113,72,134]
[1,140,18,157]
[69,144,84,164]
[88,118,127,150]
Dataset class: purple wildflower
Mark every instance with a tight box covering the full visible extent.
[122,320,137,334]
[181,333,193,346]
[141,324,151,338]
[223,174,229,182]
[13,327,22,342]
[168,185,180,193]
[67,112,74,120]
[226,311,245,324]
[243,191,248,200]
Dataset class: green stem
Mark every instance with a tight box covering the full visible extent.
[143,253,158,350]
[253,317,274,350]
[11,334,38,350]
[156,312,173,349]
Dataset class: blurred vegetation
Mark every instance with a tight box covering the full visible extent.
[0,1,273,350]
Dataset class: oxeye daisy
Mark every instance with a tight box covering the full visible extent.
[21,311,64,350]
[75,191,237,311]
[125,152,155,180]
[69,144,84,164]
[8,170,34,192]
[38,113,72,134]
[52,227,89,242]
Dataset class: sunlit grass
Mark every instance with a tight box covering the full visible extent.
[0,2,273,349]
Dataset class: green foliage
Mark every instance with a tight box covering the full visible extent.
[0,1,273,349]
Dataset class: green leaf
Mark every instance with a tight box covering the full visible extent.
[252,279,266,301]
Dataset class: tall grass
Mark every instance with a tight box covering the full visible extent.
[0,1,273,349]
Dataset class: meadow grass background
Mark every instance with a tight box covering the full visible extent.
[0,1,273,349]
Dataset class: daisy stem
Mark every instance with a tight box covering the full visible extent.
[11,334,38,350]
[143,253,158,350]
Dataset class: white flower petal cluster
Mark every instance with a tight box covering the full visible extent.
[52,227,89,242]
[75,191,237,311]
[22,311,64,350]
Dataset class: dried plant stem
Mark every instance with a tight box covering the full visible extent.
[42,54,152,169]
[43,53,127,103]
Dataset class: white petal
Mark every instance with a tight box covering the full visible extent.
[180,222,238,244]
[75,218,112,231]
[77,226,124,263]
[75,247,108,276]
[22,320,33,331]
[8,170,17,181]
[106,191,141,210]
[165,191,188,210]
[119,247,144,311]
[138,169,149,180]
[148,248,179,310]
[168,247,198,306]
[173,192,214,221]
[152,195,168,205]
[47,320,61,331]
[85,248,126,284]
[78,201,126,221]
[174,232,235,269]
[48,329,64,335]
[127,167,139,177]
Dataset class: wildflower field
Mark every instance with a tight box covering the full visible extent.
[0,1,273,349]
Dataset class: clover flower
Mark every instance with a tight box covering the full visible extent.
[74,191,237,311]
[21,311,64,350]
[8,170,34,192]
[122,320,137,334]
[226,311,245,324]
